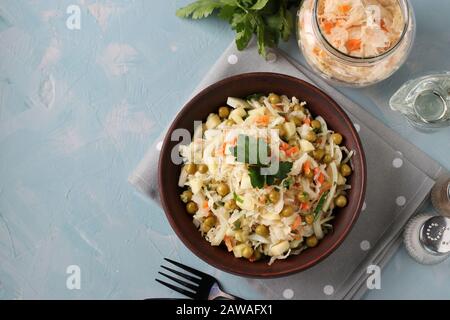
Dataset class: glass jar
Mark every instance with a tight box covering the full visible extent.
[297,0,416,87]
[431,174,450,217]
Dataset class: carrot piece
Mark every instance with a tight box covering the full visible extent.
[286,146,299,157]
[300,202,310,211]
[323,21,335,34]
[313,167,320,175]
[339,4,352,13]
[202,201,209,209]
[291,215,302,230]
[345,39,361,52]
[256,115,270,125]
[216,143,226,156]
[303,161,311,174]
[303,118,311,126]
[224,236,233,252]
[317,173,325,184]
[280,141,290,151]
[380,19,388,32]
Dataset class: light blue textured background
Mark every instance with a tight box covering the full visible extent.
[0,0,449,299]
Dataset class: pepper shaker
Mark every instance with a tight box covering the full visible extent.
[431,174,450,217]
[403,213,450,265]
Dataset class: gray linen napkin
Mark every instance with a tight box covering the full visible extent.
[128,41,446,299]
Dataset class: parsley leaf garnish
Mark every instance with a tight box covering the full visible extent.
[283,177,294,189]
[176,0,225,19]
[248,166,267,188]
[249,162,293,188]
[176,0,298,57]
[230,134,293,188]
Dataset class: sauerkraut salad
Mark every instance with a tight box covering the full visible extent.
[178,93,354,264]
[317,0,404,58]
[297,0,414,86]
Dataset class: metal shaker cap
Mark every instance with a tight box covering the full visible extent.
[420,216,450,255]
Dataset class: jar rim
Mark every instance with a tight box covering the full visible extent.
[312,0,411,63]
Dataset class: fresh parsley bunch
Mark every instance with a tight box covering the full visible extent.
[176,0,300,57]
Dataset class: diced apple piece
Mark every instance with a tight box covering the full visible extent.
[299,139,315,152]
[269,240,290,256]
[283,121,296,138]
[337,173,347,186]
[229,107,247,124]
[240,173,252,189]
[237,193,255,211]
[227,97,251,109]
[233,243,247,258]
[189,177,203,194]
[205,113,221,129]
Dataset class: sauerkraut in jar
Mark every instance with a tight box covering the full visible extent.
[297,0,415,87]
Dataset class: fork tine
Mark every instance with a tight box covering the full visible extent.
[164,258,208,278]
[155,278,196,299]
[161,265,201,284]
[158,271,199,291]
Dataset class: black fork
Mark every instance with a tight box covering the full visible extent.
[155,258,242,300]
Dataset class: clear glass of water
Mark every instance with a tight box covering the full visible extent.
[389,72,450,129]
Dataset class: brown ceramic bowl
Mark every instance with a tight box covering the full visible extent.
[158,72,366,278]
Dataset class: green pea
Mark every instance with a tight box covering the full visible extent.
[225,199,237,210]
[216,183,230,196]
[180,190,193,203]
[186,201,198,214]
[311,120,321,130]
[224,119,235,126]
[313,149,325,161]
[218,106,230,118]
[305,131,317,142]
[340,163,352,177]
[335,195,347,208]
[185,163,197,174]
[306,235,318,247]
[268,93,281,104]
[323,154,333,164]
[255,225,269,237]
[202,216,217,232]
[197,164,208,174]
[268,190,280,203]
[331,133,343,145]
[280,205,294,217]
[242,246,254,259]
